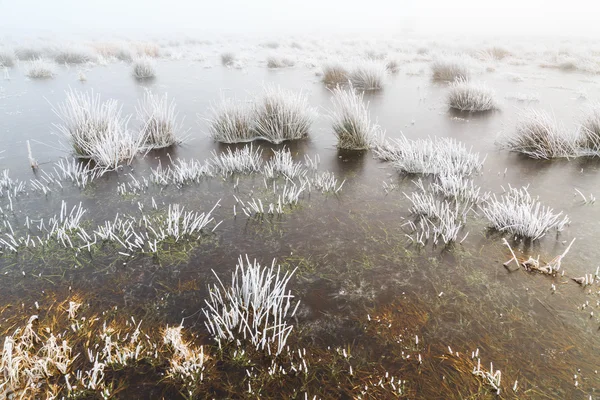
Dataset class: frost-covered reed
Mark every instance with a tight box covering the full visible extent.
[481,186,569,240]
[329,86,379,150]
[447,79,497,112]
[206,97,254,143]
[132,57,156,79]
[374,134,485,177]
[52,89,143,170]
[252,85,315,143]
[349,61,386,90]
[431,56,471,81]
[499,109,578,159]
[151,157,213,186]
[203,255,300,355]
[136,91,186,149]
[210,145,263,176]
[263,148,307,180]
[404,189,468,245]
[25,58,57,79]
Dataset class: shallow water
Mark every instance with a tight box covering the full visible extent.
[2,59,600,398]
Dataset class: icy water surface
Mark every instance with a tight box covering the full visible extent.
[2,60,600,398]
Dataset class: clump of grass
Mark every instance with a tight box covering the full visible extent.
[221,52,235,67]
[480,46,511,60]
[203,254,299,356]
[52,89,142,170]
[321,62,349,86]
[349,60,386,90]
[54,45,96,64]
[386,59,399,73]
[500,109,578,159]
[579,103,600,153]
[132,57,156,79]
[431,56,471,81]
[267,56,295,68]
[252,85,315,143]
[0,47,15,67]
[15,44,45,60]
[261,41,280,49]
[482,185,569,240]
[329,85,379,150]
[373,134,485,177]
[136,91,186,149]
[206,97,254,143]
[92,41,134,61]
[25,58,57,79]
[447,78,497,112]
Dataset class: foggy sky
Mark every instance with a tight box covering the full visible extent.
[1,0,599,38]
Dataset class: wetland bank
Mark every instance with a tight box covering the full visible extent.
[3,8,600,399]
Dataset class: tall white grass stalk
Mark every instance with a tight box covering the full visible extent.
[329,85,379,150]
[136,91,186,149]
[349,61,386,90]
[252,85,315,143]
[52,89,143,170]
[500,109,578,159]
[481,186,569,240]
[203,255,299,356]
[26,140,38,170]
[447,79,497,112]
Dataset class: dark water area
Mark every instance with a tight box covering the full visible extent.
[2,60,600,398]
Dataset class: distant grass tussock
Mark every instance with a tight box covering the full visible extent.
[132,57,156,79]
[267,56,295,68]
[25,58,57,79]
[329,86,379,150]
[386,59,400,73]
[431,56,471,81]
[349,61,386,90]
[54,45,97,64]
[221,52,235,67]
[92,42,134,61]
[321,63,349,86]
[447,79,497,112]
[0,48,15,67]
[136,91,186,149]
